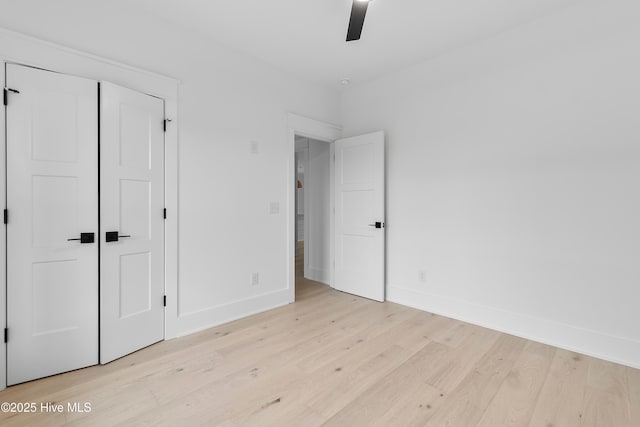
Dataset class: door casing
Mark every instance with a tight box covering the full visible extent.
[287,115,387,303]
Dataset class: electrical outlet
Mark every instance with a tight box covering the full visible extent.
[269,202,280,214]
[251,272,260,286]
[418,270,427,283]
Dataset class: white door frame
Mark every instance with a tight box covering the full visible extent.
[0,28,180,390]
[286,113,342,302]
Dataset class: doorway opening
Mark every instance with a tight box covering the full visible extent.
[287,116,386,304]
[294,135,332,298]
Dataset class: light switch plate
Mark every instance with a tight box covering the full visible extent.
[418,270,427,283]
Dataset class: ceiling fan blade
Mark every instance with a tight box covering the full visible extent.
[346,1,369,42]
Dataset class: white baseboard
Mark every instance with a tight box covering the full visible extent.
[170,288,291,338]
[306,267,330,286]
[387,285,640,369]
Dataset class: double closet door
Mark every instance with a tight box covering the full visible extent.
[6,64,165,385]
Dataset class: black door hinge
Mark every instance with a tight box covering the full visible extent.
[163,295,167,307]
[3,209,8,224]
[4,88,20,106]
[163,118,172,132]
[4,328,7,343]
[163,208,167,219]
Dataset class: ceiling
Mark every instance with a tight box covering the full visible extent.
[0,0,578,88]
[131,0,577,87]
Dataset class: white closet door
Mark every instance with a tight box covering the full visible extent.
[100,82,165,363]
[334,131,386,302]
[6,64,99,385]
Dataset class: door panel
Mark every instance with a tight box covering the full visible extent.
[100,82,165,364]
[6,64,99,385]
[334,131,385,302]
[120,179,151,239]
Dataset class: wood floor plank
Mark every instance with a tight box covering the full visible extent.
[476,340,555,426]
[528,348,589,427]
[245,344,417,426]
[582,388,633,427]
[423,325,500,394]
[581,358,634,426]
[588,357,631,394]
[431,319,484,348]
[303,317,438,418]
[627,366,640,425]
[323,342,448,426]
[424,334,527,426]
[294,305,418,373]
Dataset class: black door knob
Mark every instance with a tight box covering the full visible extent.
[105,231,131,242]
[67,232,95,243]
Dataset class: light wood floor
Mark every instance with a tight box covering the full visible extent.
[1,246,639,426]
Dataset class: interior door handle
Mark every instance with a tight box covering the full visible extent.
[368,222,384,229]
[67,232,95,243]
[105,231,131,242]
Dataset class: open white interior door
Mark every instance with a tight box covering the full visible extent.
[6,64,99,384]
[334,131,385,302]
[100,82,165,363]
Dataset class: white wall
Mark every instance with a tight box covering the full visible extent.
[341,0,640,368]
[0,1,340,340]
[306,139,331,284]
[158,28,339,336]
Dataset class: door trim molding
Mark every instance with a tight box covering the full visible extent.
[0,27,180,85]
[286,113,341,303]
[1,28,179,390]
